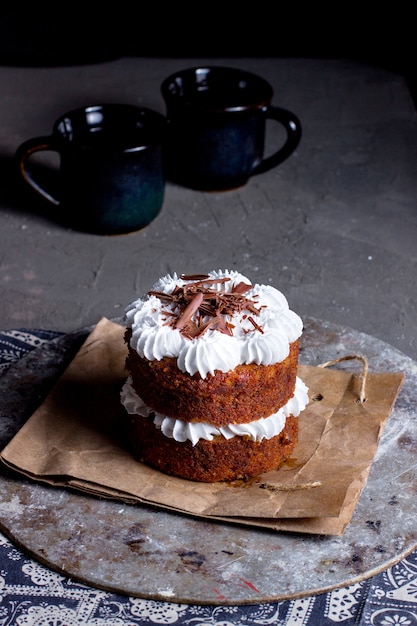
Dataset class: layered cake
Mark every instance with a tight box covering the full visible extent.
[121,269,309,482]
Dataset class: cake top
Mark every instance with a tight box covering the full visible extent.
[124,269,303,378]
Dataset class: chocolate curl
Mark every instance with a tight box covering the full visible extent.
[233,281,252,295]
[247,316,264,334]
[174,292,204,330]
[180,273,210,281]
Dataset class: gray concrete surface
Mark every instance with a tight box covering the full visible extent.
[1,56,416,361]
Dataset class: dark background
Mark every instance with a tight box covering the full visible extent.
[0,9,415,106]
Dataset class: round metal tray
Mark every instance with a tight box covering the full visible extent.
[0,317,416,605]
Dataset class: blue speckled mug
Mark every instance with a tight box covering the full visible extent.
[161,66,302,191]
[15,104,166,235]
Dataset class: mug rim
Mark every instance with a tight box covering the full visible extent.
[161,66,273,112]
[52,103,166,150]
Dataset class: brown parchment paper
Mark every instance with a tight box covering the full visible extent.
[0,317,405,535]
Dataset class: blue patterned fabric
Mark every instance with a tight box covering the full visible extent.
[0,328,63,373]
[1,329,417,625]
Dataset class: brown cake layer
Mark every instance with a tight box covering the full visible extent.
[125,332,299,427]
[127,414,298,482]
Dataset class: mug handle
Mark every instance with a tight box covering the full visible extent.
[252,107,302,176]
[15,136,60,206]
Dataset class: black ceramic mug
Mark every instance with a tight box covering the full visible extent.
[15,104,166,235]
[161,66,302,191]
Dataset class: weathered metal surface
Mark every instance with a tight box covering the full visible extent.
[0,317,416,605]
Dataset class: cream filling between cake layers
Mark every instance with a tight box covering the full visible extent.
[121,376,309,446]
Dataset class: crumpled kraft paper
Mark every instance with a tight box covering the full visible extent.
[0,317,405,535]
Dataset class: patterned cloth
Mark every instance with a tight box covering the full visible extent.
[0,328,63,374]
[1,329,417,625]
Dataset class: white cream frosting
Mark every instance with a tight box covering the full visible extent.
[124,269,303,379]
[121,376,309,446]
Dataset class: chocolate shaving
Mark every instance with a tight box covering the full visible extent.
[148,275,265,339]
[178,320,201,339]
[180,273,211,281]
[174,292,204,330]
[233,281,252,295]
[247,316,264,334]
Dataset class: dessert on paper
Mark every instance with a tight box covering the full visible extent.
[0,315,404,536]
